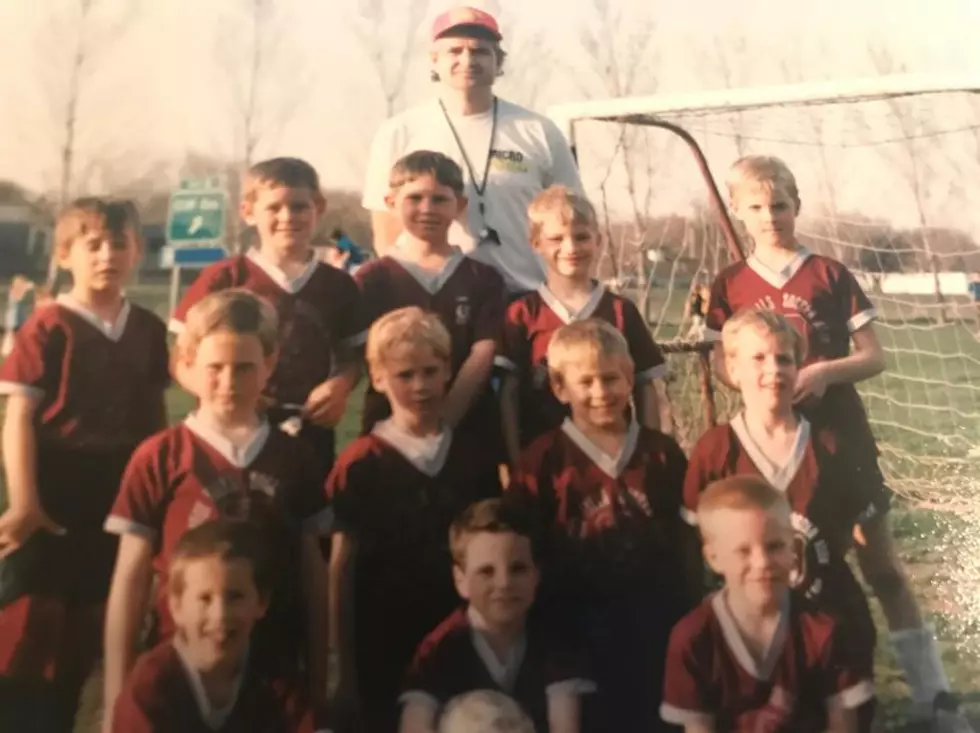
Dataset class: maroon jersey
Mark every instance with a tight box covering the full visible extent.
[354,252,505,438]
[661,591,874,732]
[327,420,502,725]
[171,250,366,409]
[402,606,593,733]
[497,284,667,446]
[683,415,892,656]
[112,640,312,733]
[104,416,331,675]
[511,420,693,732]
[705,250,881,471]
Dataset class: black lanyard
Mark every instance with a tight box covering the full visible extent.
[439,97,501,243]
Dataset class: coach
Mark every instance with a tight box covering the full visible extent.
[361,6,582,294]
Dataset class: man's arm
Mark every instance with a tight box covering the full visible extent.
[443,340,495,428]
[102,534,154,733]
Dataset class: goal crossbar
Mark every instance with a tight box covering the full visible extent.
[547,71,980,137]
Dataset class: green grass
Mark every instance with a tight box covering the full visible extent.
[3,282,980,730]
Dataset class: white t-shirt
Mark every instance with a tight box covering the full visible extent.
[362,97,583,294]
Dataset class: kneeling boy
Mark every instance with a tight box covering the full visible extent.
[662,475,874,732]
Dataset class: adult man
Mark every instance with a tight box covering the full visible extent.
[361,6,582,294]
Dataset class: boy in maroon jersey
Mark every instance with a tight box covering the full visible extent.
[355,151,505,446]
[112,520,318,733]
[685,307,970,730]
[400,498,593,733]
[103,290,331,731]
[662,475,874,732]
[0,198,169,731]
[171,157,365,470]
[510,319,699,733]
[497,185,666,468]
[328,307,502,733]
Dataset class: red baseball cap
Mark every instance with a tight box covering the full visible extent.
[431,6,502,42]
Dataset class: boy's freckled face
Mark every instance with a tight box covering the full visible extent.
[242,186,323,257]
[60,225,140,294]
[728,328,797,414]
[704,507,795,609]
[169,556,268,674]
[386,174,464,243]
[372,344,451,419]
[553,352,633,430]
[733,184,798,251]
[185,330,273,423]
[533,215,599,280]
[454,532,539,628]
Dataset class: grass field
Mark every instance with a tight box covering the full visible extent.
[1,282,979,730]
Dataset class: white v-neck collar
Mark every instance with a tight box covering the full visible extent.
[468,606,527,693]
[747,247,811,289]
[185,413,270,469]
[56,294,131,342]
[560,418,639,479]
[372,418,452,477]
[174,639,247,730]
[391,250,466,295]
[246,248,318,294]
[537,283,606,324]
[713,590,789,681]
[730,412,810,493]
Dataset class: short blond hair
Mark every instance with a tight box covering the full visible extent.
[438,691,535,733]
[698,475,791,540]
[242,156,324,204]
[546,319,632,385]
[528,185,598,244]
[721,307,806,366]
[726,155,800,209]
[366,306,451,376]
[177,289,279,363]
[54,197,141,261]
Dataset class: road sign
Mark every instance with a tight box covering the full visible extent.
[167,190,226,244]
[160,246,227,268]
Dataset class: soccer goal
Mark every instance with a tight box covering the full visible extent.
[548,71,980,503]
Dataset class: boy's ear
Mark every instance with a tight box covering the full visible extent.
[549,374,570,406]
[455,194,468,219]
[702,540,723,576]
[452,564,470,601]
[255,592,271,620]
[369,368,387,395]
[384,191,397,211]
[239,198,256,226]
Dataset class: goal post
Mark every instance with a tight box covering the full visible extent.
[548,71,980,502]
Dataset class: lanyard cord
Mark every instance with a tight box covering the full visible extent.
[438,97,499,215]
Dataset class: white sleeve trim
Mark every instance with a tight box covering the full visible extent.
[493,355,517,372]
[0,381,43,400]
[168,318,185,335]
[636,363,668,382]
[104,514,158,541]
[302,507,334,536]
[344,330,368,349]
[828,679,875,709]
[398,690,441,711]
[847,308,877,333]
[546,678,597,697]
[703,328,722,342]
[660,702,715,726]
[680,506,699,526]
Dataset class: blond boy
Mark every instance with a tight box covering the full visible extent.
[498,185,666,468]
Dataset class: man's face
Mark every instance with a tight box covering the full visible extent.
[430,36,499,92]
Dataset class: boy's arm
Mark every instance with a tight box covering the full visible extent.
[547,694,582,733]
[499,373,522,470]
[443,339,495,428]
[328,531,358,707]
[634,380,661,431]
[302,532,330,710]
[398,703,437,733]
[684,722,716,733]
[0,394,63,558]
[795,325,885,403]
[824,704,858,733]
[305,358,361,428]
[102,534,154,733]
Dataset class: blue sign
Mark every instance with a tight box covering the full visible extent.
[167,191,226,244]
[171,247,227,266]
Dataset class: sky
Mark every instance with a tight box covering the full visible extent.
[0,0,979,234]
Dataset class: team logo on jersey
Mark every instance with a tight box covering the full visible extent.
[789,512,831,599]
[576,484,653,538]
[454,297,471,326]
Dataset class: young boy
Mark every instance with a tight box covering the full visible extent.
[102,290,332,731]
[328,307,502,733]
[171,157,365,470]
[497,185,667,468]
[400,498,593,733]
[685,307,971,729]
[112,519,315,732]
[662,475,874,732]
[510,319,699,733]
[0,198,169,731]
[354,150,504,443]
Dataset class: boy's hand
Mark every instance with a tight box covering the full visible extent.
[794,362,829,405]
[0,505,65,559]
[305,377,352,428]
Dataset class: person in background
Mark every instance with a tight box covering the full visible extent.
[330,228,369,275]
[1,275,36,358]
[968,271,980,336]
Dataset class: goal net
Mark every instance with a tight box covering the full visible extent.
[549,72,980,503]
